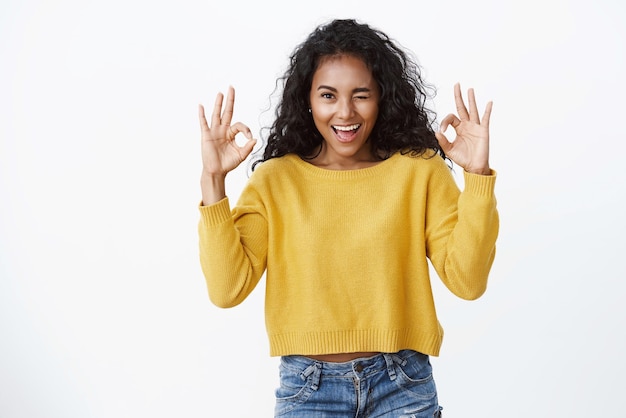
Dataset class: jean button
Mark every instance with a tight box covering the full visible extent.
[355,363,363,373]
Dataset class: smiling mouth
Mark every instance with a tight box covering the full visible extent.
[332,124,361,142]
[333,123,361,132]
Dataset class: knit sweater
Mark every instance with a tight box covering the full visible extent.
[198,151,498,357]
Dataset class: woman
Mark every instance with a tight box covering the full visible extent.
[198,19,498,417]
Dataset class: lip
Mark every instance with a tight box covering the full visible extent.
[333,123,361,131]
[332,124,361,143]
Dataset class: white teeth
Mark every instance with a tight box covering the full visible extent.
[333,124,360,131]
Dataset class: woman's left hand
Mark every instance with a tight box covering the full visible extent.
[435,83,493,175]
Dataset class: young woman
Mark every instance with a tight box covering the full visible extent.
[198,19,498,417]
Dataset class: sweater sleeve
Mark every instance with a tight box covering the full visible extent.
[425,161,499,300]
[198,188,268,308]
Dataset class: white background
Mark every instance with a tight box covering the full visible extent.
[1,0,625,416]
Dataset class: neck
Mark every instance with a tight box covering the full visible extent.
[306,145,382,170]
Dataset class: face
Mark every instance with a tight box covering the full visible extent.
[309,55,380,168]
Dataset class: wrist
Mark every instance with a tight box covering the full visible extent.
[468,167,492,176]
[200,172,227,205]
[464,163,491,176]
[201,171,227,183]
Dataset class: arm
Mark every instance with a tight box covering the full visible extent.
[428,84,499,299]
[198,87,265,307]
[198,195,268,308]
[425,163,499,300]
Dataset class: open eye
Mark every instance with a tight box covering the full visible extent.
[321,92,334,99]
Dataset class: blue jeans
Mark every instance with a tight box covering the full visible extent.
[274,350,443,417]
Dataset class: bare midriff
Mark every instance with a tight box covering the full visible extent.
[305,352,380,363]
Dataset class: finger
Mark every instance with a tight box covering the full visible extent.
[211,92,224,127]
[454,83,469,121]
[481,101,493,128]
[198,104,210,132]
[229,121,253,140]
[440,113,461,133]
[467,88,480,123]
[221,86,235,126]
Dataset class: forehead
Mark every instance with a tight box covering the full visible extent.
[312,55,374,85]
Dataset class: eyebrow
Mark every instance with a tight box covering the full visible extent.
[316,85,372,93]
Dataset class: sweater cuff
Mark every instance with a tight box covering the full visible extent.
[463,169,497,197]
[198,197,232,226]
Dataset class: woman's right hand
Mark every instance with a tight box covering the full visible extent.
[199,86,257,177]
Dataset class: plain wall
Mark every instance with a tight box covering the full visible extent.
[1,0,625,416]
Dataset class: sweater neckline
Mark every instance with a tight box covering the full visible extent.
[285,152,402,180]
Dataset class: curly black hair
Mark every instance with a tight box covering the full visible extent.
[252,19,444,170]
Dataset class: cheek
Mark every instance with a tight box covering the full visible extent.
[311,107,332,125]
[364,106,379,124]
[310,113,326,134]
[371,107,379,120]
[356,101,379,120]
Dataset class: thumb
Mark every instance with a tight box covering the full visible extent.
[239,138,257,159]
[435,131,453,154]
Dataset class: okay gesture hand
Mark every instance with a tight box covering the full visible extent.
[199,86,256,177]
[435,83,493,175]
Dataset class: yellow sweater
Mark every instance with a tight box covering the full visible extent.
[198,151,498,357]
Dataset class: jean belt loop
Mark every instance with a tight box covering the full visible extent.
[383,353,397,381]
[391,353,407,367]
[300,362,322,391]
[310,362,321,391]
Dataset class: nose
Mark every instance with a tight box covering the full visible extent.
[336,98,355,119]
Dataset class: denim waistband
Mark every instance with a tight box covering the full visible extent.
[280,350,421,390]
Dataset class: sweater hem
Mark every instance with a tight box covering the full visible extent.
[463,170,497,197]
[198,198,232,226]
[268,328,443,358]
